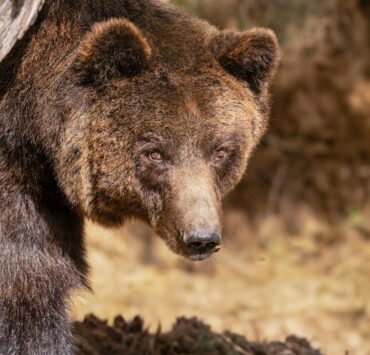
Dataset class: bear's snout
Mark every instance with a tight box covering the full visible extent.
[161,167,223,260]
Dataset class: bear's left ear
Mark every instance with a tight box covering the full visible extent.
[71,19,152,86]
[210,28,280,95]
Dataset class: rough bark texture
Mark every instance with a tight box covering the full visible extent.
[0,0,45,62]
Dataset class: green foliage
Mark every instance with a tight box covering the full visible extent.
[348,207,366,225]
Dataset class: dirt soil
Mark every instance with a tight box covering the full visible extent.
[74,314,322,355]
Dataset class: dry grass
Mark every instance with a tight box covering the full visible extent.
[71,209,370,355]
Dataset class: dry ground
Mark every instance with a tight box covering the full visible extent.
[70,208,370,355]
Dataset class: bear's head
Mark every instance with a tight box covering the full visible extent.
[58,17,280,261]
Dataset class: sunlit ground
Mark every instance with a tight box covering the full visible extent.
[71,209,370,355]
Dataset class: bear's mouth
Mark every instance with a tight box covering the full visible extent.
[187,248,220,261]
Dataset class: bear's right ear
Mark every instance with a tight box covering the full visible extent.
[210,28,280,95]
[71,19,152,86]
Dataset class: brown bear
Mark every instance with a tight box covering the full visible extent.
[0,0,279,353]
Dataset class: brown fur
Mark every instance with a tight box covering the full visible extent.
[0,0,279,353]
[72,18,153,85]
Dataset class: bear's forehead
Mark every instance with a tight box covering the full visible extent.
[94,76,255,151]
[101,68,256,124]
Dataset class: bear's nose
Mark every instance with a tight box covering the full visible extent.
[184,231,221,253]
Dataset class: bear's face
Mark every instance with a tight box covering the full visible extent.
[62,18,279,260]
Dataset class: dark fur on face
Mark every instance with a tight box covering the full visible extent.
[0,0,279,353]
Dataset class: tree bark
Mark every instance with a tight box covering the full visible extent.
[0,0,45,62]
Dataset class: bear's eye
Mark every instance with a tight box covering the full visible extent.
[213,148,228,162]
[148,151,163,162]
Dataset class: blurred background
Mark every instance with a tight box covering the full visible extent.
[72,1,370,354]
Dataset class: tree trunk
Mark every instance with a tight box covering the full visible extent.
[0,0,45,62]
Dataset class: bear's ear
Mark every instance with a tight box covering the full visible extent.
[210,28,280,94]
[71,19,152,86]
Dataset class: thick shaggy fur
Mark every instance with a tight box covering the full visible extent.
[0,0,279,353]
